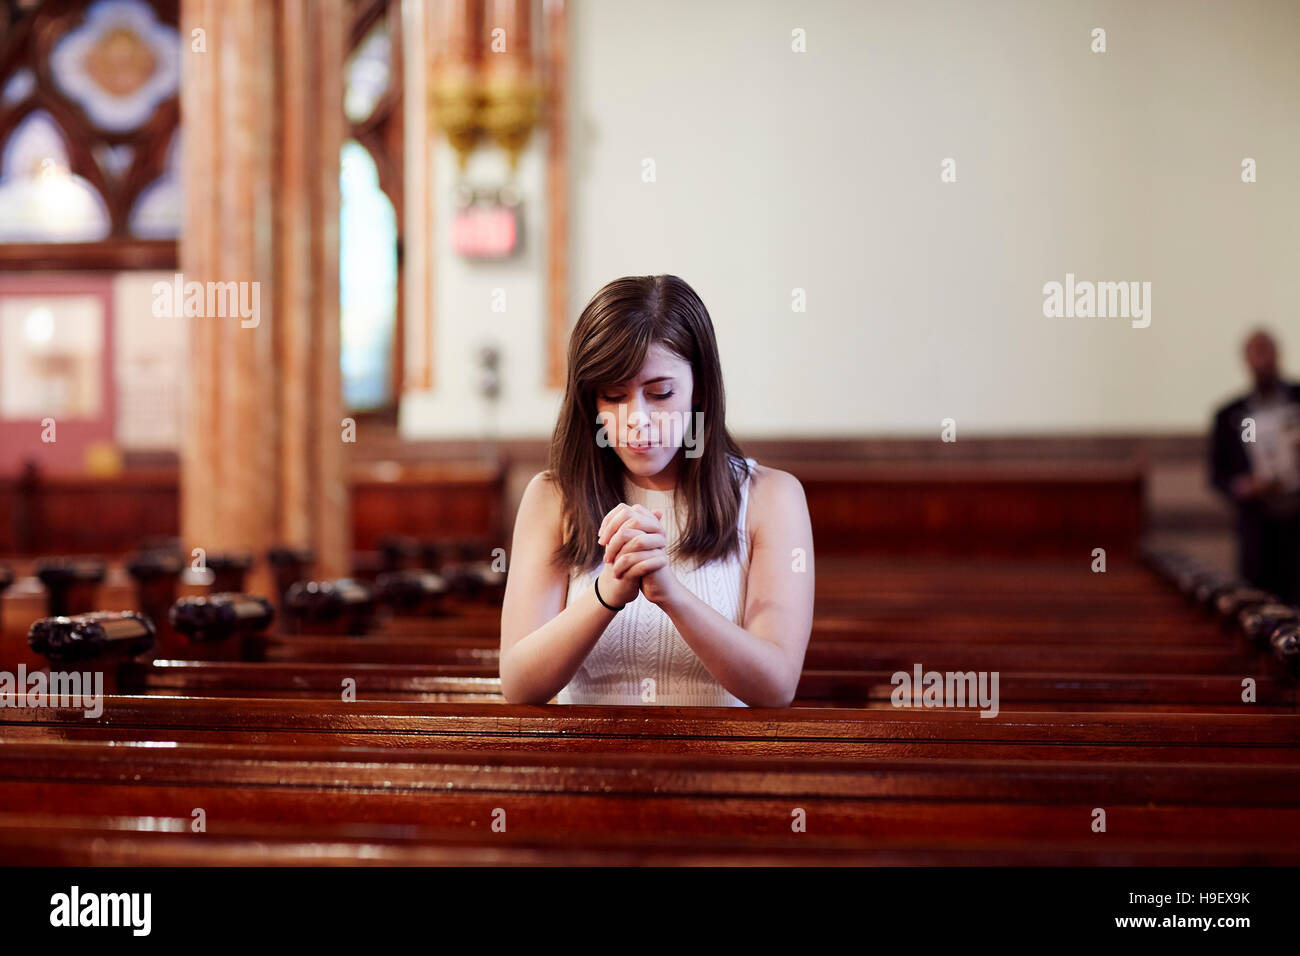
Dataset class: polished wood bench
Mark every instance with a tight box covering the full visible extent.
[5,810,1294,866]
[98,660,1295,710]
[2,728,1298,858]
[2,550,1295,866]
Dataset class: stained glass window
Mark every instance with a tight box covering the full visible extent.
[128,130,181,239]
[0,111,112,242]
[340,140,397,410]
[50,0,180,132]
[340,0,403,412]
[0,0,181,249]
[344,19,392,125]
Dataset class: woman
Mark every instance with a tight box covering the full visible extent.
[499,275,814,706]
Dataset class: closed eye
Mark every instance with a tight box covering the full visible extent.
[603,391,673,402]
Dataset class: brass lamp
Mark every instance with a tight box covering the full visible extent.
[430,0,541,172]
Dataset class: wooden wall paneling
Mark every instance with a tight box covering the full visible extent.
[801,465,1145,557]
[350,462,505,551]
[0,461,1139,559]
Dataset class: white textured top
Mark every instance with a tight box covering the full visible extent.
[556,456,757,706]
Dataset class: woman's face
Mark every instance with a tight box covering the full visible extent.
[594,342,695,487]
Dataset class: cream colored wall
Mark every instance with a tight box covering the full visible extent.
[401,0,1300,440]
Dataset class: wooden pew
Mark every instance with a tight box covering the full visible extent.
[7,812,1295,866]
[9,548,1292,715]
[2,708,1298,862]
[99,660,1294,710]
[3,549,1296,865]
[5,695,1299,780]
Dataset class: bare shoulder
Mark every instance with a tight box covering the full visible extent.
[516,470,564,539]
[744,462,808,541]
[509,470,566,561]
[747,462,806,504]
[525,468,560,500]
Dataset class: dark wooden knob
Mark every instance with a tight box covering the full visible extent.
[463,559,505,598]
[1239,603,1300,648]
[125,549,185,582]
[267,546,315,602]
[34,557,107,587]
[1269,623,1300,676]
[462,539,504,597]
[377,536,420,572]
[204,552,255,593]
[418,539,451,571]
[1170,561,1218,599]
[168,593,275,643]
[285,578,374,634]
[426,538,499,600]
[374,569,449,614]
[125,549,187,655]
[34,557,107,617]
[1213,588,1276,625]
[28,611,155,664]
[1193,575,1237,612]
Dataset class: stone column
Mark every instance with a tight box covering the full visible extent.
[179,0,349,593]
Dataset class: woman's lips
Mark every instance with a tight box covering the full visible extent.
[626,440,654,454]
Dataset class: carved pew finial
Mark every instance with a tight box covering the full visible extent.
[28,611,155,664]
[284,579,374,635]
[204,553,255,594]
[1240,604,1300,649]
[1271,624,1300,676]
[267,546,316,605]
[34,557,107,617]
[374,569,449,616]
[168,593,275,648]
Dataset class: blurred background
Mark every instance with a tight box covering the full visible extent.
[0,0,1297,581]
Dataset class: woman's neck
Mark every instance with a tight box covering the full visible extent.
[626,475,676,492]
[625,456,679,492]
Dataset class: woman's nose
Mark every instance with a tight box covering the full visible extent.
[626,395,651,429]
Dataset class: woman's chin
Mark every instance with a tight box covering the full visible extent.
[622,446,678,474]
[622,453,657,472]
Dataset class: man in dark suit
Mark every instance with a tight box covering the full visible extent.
[1209,329,1300,602]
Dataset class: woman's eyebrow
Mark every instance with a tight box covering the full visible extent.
[603,375,674,390]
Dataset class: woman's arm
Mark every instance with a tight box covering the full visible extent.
[650,467,815,707]
[498,473,655,704]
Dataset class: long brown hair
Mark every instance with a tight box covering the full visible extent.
[547,275,750,573]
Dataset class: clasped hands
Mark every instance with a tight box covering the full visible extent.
[596,503,680,608]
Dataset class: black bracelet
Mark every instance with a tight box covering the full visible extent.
[594,575,625,611]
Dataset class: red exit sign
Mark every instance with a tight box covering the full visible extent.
[452,200,519,259]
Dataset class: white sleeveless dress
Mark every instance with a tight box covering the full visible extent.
[556,456,757,706]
